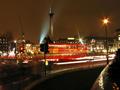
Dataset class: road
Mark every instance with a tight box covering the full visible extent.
[30,66,104,90]
[50,56,112,73]
[24,55,114,90]
[0,54,115,90]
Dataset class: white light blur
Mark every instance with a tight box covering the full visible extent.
[39,18,49,44]
[79,38,84,44]
[14,40,17,43]
[67,37,75,40]
[23,40,25,42]
[2,53,7,56]
[23,60,29,63]
[77,31,84,44]
[102,49,107,53]
[55,60,89,65]
[98,71,104,90]
[118,37,120,41]
[9,51,15,56]
[55,54,115,65]
[26,44,31,47]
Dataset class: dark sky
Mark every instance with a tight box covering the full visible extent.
[0,0,120,42]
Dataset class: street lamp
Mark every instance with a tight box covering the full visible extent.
[102,18,109,64]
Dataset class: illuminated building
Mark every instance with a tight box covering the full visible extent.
[85,36,116,54]
[0,34,9,54]
[54,37,84,44]
[115,29,120,49]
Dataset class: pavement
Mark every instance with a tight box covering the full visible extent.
[91,63,120,90]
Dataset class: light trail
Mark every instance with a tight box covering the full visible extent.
[54,54,115,65]
[54,60,89,65]
[93,57,114,62]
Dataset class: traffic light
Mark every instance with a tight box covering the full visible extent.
[40,44,44,52]
[40,42,49,54]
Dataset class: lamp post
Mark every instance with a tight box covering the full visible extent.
[102,18,109,64]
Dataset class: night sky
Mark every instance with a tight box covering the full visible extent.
[0,0,120,42]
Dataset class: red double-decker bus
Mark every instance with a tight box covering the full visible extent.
[45,43,88,61]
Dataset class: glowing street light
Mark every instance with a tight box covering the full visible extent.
[102,17,110,64]
[103,18,109,25]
